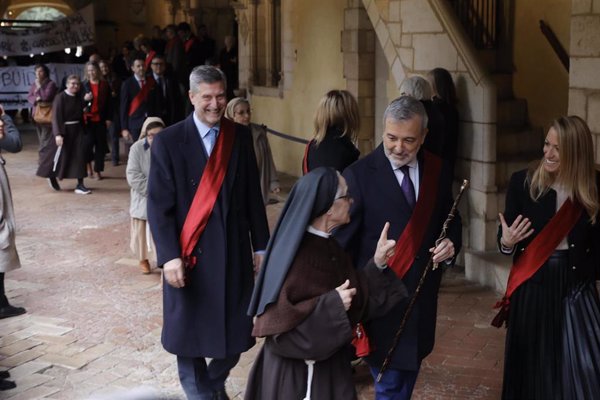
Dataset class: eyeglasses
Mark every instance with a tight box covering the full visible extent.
[334,193,352,201]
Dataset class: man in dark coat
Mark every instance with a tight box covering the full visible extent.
[146,54,184,126]
[334,96,462,400]
[120,53,152,142]
[147,66,269,400]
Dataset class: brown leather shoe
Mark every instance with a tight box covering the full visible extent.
[139,260,151,274]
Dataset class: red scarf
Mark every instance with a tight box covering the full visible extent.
[491,198,583,327]
[128,76,155,116]
[179,118,235,269]
[387,151,442,279]
[144,50,156,70]
[302,140,312,175]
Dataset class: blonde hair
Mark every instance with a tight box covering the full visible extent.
[312,90,360,145]
[225,97,250,121]
[529,115,598,222]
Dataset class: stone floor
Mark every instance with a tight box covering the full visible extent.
[1,125,505,399]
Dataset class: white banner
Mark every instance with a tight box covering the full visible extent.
[0,5,95,58]
[0,63,84,110]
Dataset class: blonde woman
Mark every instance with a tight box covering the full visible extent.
[225,97,280,205]
[497,115,600,399]
[302,90,360,174]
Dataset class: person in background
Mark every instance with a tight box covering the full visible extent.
[82,61,111,180]
[37,75,90,194]
[99,59,122,166]
[302,90,360,174]
[427,67,460,178]
[27,64,58,162]
[120,52,153,142]
[0,105,25,321]
[245,167,407,400]
[151,25,166,55]
[399,75,446,160]
[147,66,269,400]
[497,116,600,399]
[126,117,164,274]
[219,36,238,100]
[164,24,186,88]
[225,97,280,205]
[147,54,184,126]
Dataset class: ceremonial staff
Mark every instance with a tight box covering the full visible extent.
[376,179,469,382]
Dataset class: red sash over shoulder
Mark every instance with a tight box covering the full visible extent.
[491,199,582,327]
[128,77,155,116]
[387,151,442,279]
[144,50,156,70]
[302,140,312,175]
[179,118,235,269]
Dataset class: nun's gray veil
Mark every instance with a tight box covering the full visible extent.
[247,167,339,317]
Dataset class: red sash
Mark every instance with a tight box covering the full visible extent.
[128,77,155,116]
[184,38,196,53]
[302,140,312,175]
[387,151,442,278]
[179,118,236,268]
[491,199,583,327]
[144,50,156,70]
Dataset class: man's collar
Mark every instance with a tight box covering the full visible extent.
[192,112,220,138]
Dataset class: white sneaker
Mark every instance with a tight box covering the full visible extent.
[74,185,91,195]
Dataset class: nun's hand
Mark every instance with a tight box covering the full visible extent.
[335,279,356,311]
[374,222,396,267]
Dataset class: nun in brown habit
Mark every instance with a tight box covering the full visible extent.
[245,167,407,400]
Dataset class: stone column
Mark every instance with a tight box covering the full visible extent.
[343,0,376,153]
[569,0,600,159]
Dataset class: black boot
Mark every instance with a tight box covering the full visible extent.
[0,304,26,319]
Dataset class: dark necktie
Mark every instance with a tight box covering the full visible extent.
[400,165,416,209]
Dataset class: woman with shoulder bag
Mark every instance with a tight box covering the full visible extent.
[27,64,58,161]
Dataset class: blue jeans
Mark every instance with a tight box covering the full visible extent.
[177,354,240,399]
[369,364,420,400]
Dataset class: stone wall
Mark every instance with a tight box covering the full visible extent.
[569,0,600,160]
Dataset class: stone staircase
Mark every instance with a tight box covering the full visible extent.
[464,49,544,293]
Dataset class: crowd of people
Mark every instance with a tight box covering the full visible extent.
[1,22,600,399]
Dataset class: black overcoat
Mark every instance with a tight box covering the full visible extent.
[147,115,269,358]
[334,146,462,371]
[120,77,149,141]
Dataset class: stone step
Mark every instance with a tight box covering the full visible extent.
[497,98,528,127]
[496,126,544,157]
[495,159,537,190]
[491,72,513,100]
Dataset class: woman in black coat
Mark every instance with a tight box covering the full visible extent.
[303,90,360,174]
[497,115,600,399]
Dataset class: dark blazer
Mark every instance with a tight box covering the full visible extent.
[120,76,149,141]
[499,169,600,282]
[147,115,270,358]
[334,146,462,370]
[146,75,183,126]
[304,128,360,173]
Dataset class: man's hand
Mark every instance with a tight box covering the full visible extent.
[121,129,132,141]
[106,120,112,129]
[55,135,64,147]
[253,253,264,276]
[335,279,356,311]
[164,258,186,288]
[498,213,534,249]
[429,238,455,264]
[374,222,396,267]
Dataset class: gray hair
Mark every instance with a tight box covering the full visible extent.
[383,95,428,131]
[399,75,433,101]
[189,65,227,94]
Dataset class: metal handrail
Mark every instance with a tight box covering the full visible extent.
[448,0,499,49]
[263,125,309,145]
